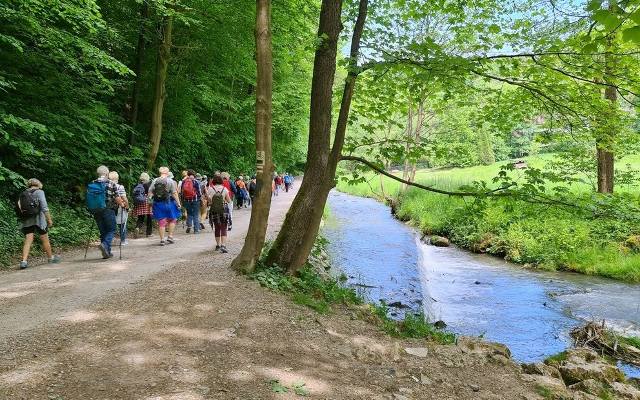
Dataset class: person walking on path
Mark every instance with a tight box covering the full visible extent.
[109,171,129,245]
[87,166,125,259]
[221,172,234,230]
[132,172,153,238]
[284,173,292,193]
[207,174,231,253]
[197,174,208,231]
[181,170,201,234]
[235,176,246,209]
[248,176,257,205]
[274,174,283,196]
[149,166,182,246]
[17,178,61,269]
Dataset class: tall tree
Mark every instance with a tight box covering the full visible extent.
[232,0,274,273]
[596,1,618,194]
[148,15,173,170]
[266,0,369,274]
[128,0,150,130]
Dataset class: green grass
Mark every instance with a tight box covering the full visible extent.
[337,154,640,282]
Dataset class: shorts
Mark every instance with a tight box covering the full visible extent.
[22,225,48,235]
[157,218,177,228]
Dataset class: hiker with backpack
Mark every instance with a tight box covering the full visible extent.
[248,176,257,204]
[109,171,129,245]
[207,174,232,253]
[87,166,125,259]
[148,166,182,246]
[181,170,201,234]
[132,172,153,238]
[17,178,61,269]
[284,173,292,193]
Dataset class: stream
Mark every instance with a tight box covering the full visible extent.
[322,191,640,377]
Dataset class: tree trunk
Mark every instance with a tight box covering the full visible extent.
[401,103,413,191]
[597,1,617,194]
[232,0,274,274]
[129,0,150,133]
[597,84,616,194]
[147,16,173,170]
[265,0,369,274]
[409,100,425,183]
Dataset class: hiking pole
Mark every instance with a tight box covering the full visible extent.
[84,217,96,260]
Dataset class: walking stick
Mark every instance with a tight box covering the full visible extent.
[84,217,96,260]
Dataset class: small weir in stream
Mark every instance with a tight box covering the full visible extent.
[322,191,640,377]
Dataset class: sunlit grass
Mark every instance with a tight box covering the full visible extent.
[337,154,640,282]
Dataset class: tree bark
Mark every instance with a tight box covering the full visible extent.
[265,0,369,274]
[597,1,617,194]
[147,16,173,170]
[232,0,274,274]
[597,85,616,194]
[401,103,413,191]
[129,0,150,132]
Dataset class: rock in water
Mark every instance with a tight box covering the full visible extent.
[387,301,410,309]
[433,320,447,329]
[558,348,626,385]
[430,236,450,247]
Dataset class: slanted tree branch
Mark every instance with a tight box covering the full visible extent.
[339,155,513,197]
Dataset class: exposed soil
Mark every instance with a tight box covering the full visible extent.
[0,185,547,399]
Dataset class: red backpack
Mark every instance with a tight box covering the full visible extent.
[182,178,197,200]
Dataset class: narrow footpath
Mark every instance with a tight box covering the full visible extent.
[0,185,545,399]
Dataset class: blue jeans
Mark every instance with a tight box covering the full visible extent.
[94,208,116,255]
[185,200,200,233]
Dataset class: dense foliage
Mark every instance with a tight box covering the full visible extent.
[0,0,315,203]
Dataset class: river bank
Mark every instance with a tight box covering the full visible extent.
[336,169,640,283]
[323,190,640,381]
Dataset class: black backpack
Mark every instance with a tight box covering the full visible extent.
[17,189,40,219]
[153,179,170,201]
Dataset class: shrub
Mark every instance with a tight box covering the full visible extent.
[0,198,98,267]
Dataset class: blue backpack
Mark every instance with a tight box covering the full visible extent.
[133,183,147,205]
[86,181,107,212]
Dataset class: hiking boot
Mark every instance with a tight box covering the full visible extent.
[186,227,191,234]
[98,244,109,259]
[160,240,166,246]
[167,237,175,244]
[48,255,61,264]
[19,261,28,270]
[215,245,220,251]
[220,246,228,254]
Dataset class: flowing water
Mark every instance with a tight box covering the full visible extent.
[322,191,640,377]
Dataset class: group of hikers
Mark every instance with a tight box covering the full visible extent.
[15,166,295,269]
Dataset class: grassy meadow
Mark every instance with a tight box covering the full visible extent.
[337,154,640,282]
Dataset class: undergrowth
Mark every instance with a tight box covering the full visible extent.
[0,198,98,267]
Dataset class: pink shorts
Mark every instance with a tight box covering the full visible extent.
[158,218,177,228]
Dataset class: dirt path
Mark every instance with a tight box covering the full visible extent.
[0,186,294,341]
[0,184,546,400]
